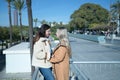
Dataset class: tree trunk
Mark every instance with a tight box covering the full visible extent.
[26,0,33,76]
[35,21,37,27]
[117,13,120,35]
[19,12,23,42]
[8,2,12,47]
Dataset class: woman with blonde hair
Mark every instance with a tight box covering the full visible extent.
[50,27,71,80]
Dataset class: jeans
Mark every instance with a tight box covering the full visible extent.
[39,67,54,80]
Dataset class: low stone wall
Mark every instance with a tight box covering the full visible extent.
[105,38,120,45]
[69,33,105,44]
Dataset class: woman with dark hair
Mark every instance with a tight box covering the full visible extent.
[32,24,54,80]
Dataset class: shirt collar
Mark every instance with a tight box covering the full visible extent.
[40,37,49,42]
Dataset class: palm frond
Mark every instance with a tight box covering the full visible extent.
[12,0,26,12]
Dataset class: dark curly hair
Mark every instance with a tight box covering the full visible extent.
[33,24,51,44]
[39,24,51,37]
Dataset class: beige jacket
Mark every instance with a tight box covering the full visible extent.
[32,38,52,68]
[50,45,70,80]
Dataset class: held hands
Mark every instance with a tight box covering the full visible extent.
[48,55,54,62]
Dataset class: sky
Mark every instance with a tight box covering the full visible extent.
[0,0,116,27]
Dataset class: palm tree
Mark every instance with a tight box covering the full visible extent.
[111,0,120,34]
[12,0,25,42]
[53,21,57,26]
[33,18,38,27]
[26,0,33,74]
[49,22,52,26]
[60,21,63,26]
[40,20,48,25]
[6,0,13,47]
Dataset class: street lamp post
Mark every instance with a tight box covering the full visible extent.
[117,0,120,35]
[117,13,120,35]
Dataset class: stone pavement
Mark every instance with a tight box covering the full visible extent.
[104,37,120,51]
[0,67,31,80]
[70,37,120,61]
[0,71,31,80]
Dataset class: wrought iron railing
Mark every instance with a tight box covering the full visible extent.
[70,60,120,80]
[32,60,120,80]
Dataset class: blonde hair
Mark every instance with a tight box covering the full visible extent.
[57,27,71,57]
